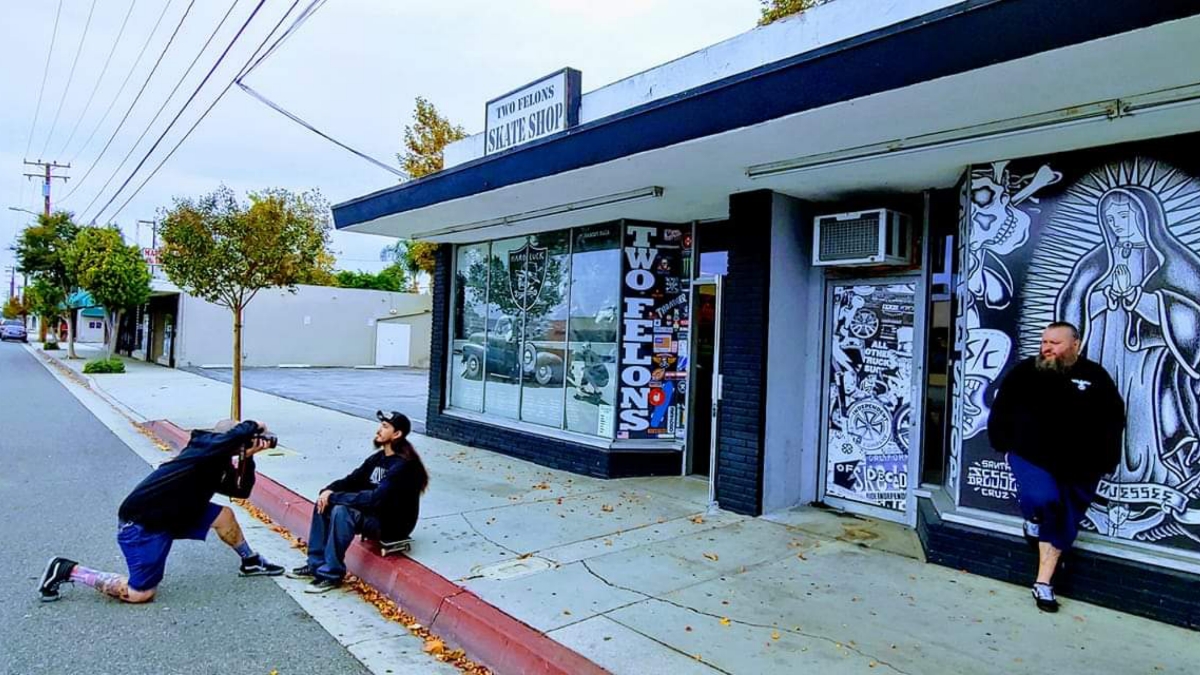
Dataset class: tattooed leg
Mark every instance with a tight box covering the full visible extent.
[71,566,155,603]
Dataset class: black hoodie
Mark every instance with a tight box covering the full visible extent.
[118,421,259,534]
[987,356,1125,484]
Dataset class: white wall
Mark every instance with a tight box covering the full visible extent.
[175,285,431,368]
[762,193,826,513]
[444,0,960,168]
[377,311,433,369]
[76,316,106,344]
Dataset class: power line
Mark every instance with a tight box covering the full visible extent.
[102,1,308,224]
[62,0,197,206]
[68,0,176,166]
[40,0,99,158]
[56,0,140,158]
[83,0,243,220]
[89,0,280,224]
[24,0,64,159]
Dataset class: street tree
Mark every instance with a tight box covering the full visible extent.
[384,96,468,292]
[758,0,827,26]
[65,226,152,358]
[2,295,25,320]
[24,278,65,346]
[158,186,331,418]
[14,211,82,356]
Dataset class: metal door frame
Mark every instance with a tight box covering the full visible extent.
[817,273,927,526]
[684,275,723,509]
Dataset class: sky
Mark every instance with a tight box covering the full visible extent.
[0,0,761,293]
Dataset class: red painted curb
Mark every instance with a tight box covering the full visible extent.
[143,420,610,675]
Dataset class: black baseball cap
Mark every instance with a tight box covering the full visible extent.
[376,410,411,436]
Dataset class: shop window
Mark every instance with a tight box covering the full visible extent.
[565,224,621,436]
[519,231,571,428]
[479,237,526,420]
[449,243,488,412]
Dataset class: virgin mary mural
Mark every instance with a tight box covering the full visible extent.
[1055,185,1200,541]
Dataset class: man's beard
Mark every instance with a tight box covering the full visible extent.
[373,438,385,449]
[1036,354,1076,373]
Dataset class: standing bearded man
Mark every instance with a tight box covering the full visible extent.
[987,321,1125,612]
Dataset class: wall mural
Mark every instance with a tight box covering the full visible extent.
[617,223,690,440]
[825,283,916,512]
[959,144,1200,552]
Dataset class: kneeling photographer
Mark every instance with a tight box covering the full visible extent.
[38,420,284,604]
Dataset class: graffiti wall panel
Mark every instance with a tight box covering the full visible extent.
[825,283,916,512]
[958,140,1200,553]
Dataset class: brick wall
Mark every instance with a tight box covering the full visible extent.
[714,191,774,516]
[917,499,1200,629]
[424,244,682,478]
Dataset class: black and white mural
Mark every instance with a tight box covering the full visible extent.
[825,283,916,513]
[958,139,1200,552]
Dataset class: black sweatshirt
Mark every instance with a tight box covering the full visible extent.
[118,421,259,534]
[325,450,421,541]
[987,356,1125,484]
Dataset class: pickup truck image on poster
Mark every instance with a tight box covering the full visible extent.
[825,283,916,512]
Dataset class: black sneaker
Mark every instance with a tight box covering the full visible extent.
[38,556,77,602]
[287,564,317,580]
[239,555,284,577]
[303,576,342,594]
[1032,582,1059,613]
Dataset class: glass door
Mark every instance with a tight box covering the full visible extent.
[820,278,923,523]
[685,276,722,505]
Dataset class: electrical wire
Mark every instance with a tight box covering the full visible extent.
[83,0,243,220]
[61,0,198,205]
[67,0,176,166]
[24,0,64,159]
[56,0,140,158]
[89,0,281,224]
[40,0,99,158]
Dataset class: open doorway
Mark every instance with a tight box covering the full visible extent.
[686,276,723,486]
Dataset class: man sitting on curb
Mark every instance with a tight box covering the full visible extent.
[288,411,429,594]
[38,420,283,603]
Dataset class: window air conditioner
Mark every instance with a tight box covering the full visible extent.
[812,209,911,267]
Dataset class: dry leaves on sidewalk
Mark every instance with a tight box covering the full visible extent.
[702,552,719,562]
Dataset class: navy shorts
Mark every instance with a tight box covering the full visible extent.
[117,502,223,591]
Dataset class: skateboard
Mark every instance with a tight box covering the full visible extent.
[379,538,412,557]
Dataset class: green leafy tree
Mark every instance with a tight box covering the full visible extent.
[14,211,82,355]
[65,226,152,358]
[158,186,331,418]
[24,277,65,345]
[334,264,409,292]
[758,0,827,26]
[2,295,25,320]
[386,97,467,293]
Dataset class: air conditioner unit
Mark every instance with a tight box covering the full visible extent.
[812,209,911,267]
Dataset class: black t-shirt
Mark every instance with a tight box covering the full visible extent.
[118,421,259,534]
[325,450,422,541]
[987,356,1125,484]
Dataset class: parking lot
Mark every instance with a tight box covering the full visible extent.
[184,366,430,434]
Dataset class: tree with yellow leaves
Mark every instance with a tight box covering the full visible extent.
[758,0,829,26]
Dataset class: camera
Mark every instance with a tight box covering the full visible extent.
[253,433,278,449]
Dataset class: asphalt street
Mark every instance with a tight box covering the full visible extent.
[182,367,428,434]
[0,343,371,675]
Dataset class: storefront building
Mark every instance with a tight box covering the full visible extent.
[334,0,1200,626]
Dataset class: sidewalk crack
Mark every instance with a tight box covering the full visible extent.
[580,561,911,675]
[460,513,522,555]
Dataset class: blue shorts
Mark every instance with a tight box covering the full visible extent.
[117,502,223,591]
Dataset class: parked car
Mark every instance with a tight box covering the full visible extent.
[1,319,28,342]
[461,317,564,385]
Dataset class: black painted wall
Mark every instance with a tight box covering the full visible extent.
[713,191,774,516]
[424,244,681,478]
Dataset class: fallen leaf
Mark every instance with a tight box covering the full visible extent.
[691,515,705,524]
[563,609,572,615]
[797,553,808,560]
[703,552,719,562]
[423,638,446,655]
[771,631,780,640]
[719,617,731,626]
[601,504,614,512]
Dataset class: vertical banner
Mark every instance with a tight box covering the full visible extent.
[955,142,1200,553]
[618,223,689,440]
[824,283,916,512]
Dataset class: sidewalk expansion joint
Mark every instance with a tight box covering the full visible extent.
[604,615,733,675]
[579,561,912,675]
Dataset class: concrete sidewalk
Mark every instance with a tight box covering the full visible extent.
[36,344,1195,675]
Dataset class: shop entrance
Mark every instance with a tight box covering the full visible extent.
[685,276,723,500]
[819,277,923,524]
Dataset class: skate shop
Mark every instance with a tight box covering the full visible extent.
[333,0,1200,626]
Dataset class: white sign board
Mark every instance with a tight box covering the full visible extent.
[485,68,581,155]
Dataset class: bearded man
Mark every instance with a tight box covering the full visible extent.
[987,322,1125,612]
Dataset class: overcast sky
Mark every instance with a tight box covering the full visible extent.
[0,0,760,287]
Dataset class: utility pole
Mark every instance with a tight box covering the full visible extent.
[22,159,70,217]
